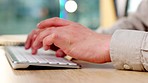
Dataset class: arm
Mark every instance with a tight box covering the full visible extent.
[98,0,148,71]
[25,17,148,71]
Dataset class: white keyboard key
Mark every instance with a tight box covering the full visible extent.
[9,47,28,63]
[33,56,48,64]
[45,58,59,64]
[56,58,77,65]
[15,55,28,63]
[24,56,38,63]
[16,47,38,63]
[38,55,70,65]
[54,58,70,65]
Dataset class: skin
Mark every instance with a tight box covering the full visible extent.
[25,17,111,63]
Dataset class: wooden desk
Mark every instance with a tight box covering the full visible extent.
[0,48,148,83]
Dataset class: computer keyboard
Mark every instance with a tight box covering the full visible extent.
[5,46,80,69]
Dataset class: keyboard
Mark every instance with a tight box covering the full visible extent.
[5,46,80,69]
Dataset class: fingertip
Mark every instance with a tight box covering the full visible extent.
[25,43,30,49]
[37,23,40,27]
[56,50,66,57]
[31,49,37,55]
[25,41,30,50]
[37,23,42,29]
[43,45,50,51]
[37,20,46,29]
[25,46,29,50]
[32,53,36,55]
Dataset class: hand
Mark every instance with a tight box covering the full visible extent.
[25,17,111,63]
[25,28,66,57]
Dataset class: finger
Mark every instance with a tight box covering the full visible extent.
[37,17,72,29]
[31,29,45,46]
[31,42,42,55]
[42,33,56,50]
[32,28,54,51]
[44,45,50,51]
[25,30,37,49]
[31,48,37,55]
[25,29,44,49]
[56,49,66,57]
[31,29,44,54]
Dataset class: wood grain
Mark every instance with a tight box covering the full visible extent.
[0,48,148,83]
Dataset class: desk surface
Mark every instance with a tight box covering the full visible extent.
[0,48,148,83]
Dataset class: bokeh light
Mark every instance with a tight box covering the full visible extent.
[65,0,78,13]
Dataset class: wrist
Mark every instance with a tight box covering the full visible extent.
[94,34,112,63]
[104,35,111,62]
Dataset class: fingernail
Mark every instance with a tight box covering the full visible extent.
[25,45,29,49]
[56,50,65,57]
[37,23,40,27]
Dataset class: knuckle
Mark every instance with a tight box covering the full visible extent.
[29,31,37,39]
[37,31,48,42]
[51,33,58,40]
[43,38,48,45]
[36,34,43,41]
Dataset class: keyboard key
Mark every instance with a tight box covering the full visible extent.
[9,47,28,63]
[33,56,48,64]
[45,58,59,64]
[56,58,77,65]
[24,56,38,63]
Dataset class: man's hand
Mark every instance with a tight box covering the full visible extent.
[25,17,111,63]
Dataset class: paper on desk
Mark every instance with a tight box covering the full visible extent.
[0,35,27,46]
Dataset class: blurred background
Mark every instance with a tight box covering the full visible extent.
[0,0,142,35]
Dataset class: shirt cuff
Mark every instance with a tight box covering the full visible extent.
[110,30,146,71]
